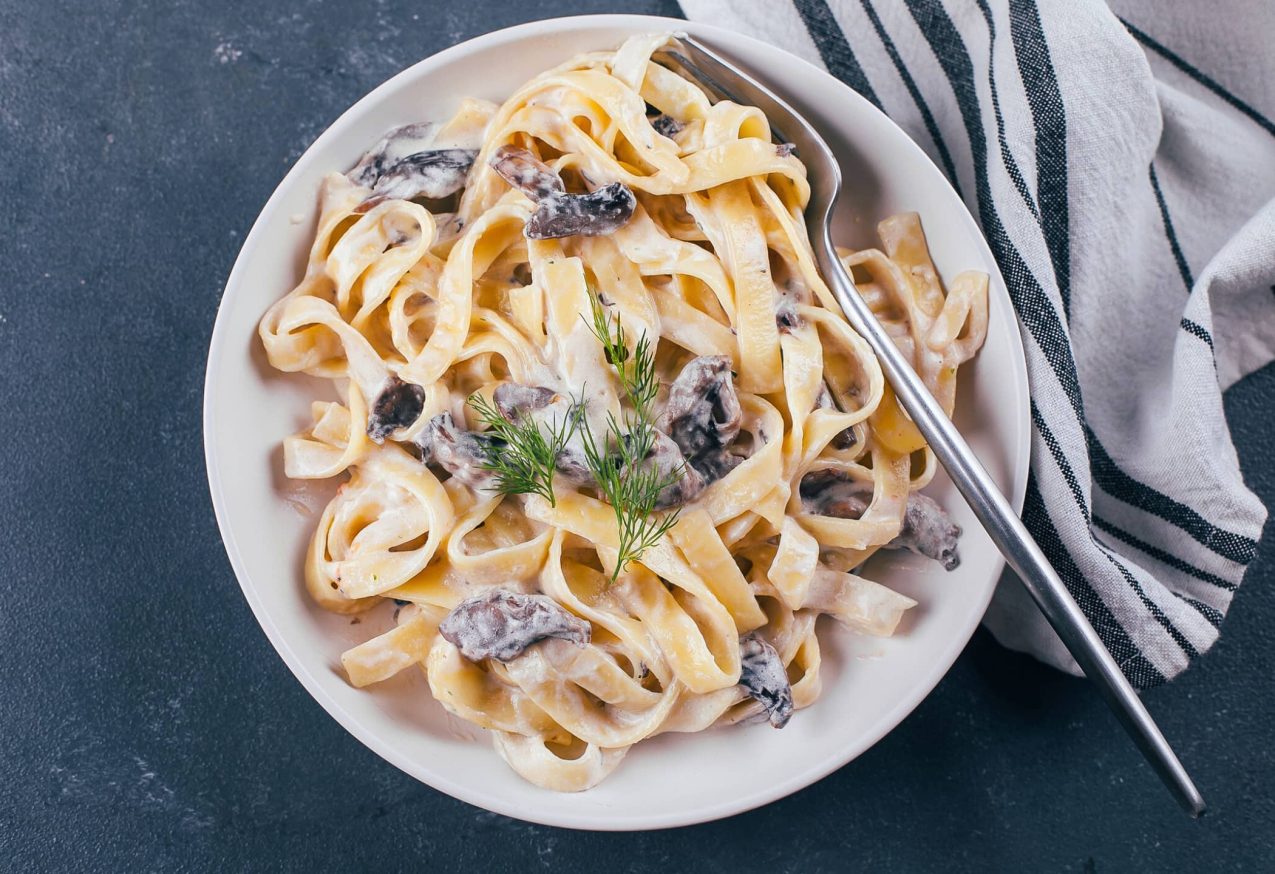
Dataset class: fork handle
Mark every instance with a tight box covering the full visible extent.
[816,229,1206,817]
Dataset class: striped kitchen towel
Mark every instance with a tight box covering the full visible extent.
[679,0,1274,686]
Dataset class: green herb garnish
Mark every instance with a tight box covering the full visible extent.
[586,293,659,411]
[581,293,685,581]
[466,392,580,507]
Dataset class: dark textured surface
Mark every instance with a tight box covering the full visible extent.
[1,1,1272,870]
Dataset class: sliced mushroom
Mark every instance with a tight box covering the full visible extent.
[801,470,961,570]
[413,412,498,489]
[366,375,426,442]
[660,356,743,484]
[364,149,477,204]
[554,443,595,489]
[646,429,706,509]
[489,145,636,239]
[690,450,742,484]
[491,384,593,486]
[649,113,684,139]
[799,468,871,519]
[891,492,962,571]
[775,298,802,333]
[490,145,565,201]
[349,123,437,186]
[438,589,591,662]
[348,122,476,209]
[738,633,793,728]
[830,427,858,450]
[526,183,636,239]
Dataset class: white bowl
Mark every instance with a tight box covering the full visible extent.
[204,14,1030,830]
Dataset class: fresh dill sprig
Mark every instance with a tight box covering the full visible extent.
[578,409,684,582]
[466,392,579,507]
[580,292,685,581]
[585,293,659,413]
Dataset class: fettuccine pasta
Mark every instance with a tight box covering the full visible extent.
[259,33,988,791]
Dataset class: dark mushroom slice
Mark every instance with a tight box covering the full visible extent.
[525,182,636,240]
[364,149,478,205]
[663,356,742,459]
[775,298,802,333]
[348,122,477,209]
[438,589,591,663]
[349,123,437,187]
[489,145,636,239]
[490,145,567,201]
[799,468,872,519]
[554,441,595,488]
[491,384,593,486]
[800,470,962,570]
[890,492,962,571]
[690,449,743,484]
[830,427,858,450]
[366,375,426,443]
[492,383,559,424]
[647,429,706,509]
[569,426,705,508]
[660,356,743,483]
[738,633,793,728]
[649,112,684,139]
[413,412,499,489]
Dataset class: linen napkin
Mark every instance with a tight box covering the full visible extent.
[678,0,1274,685]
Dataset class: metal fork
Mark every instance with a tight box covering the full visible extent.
[653,36,1205,817]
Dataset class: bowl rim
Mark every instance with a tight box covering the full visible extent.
[203,12,1031,831]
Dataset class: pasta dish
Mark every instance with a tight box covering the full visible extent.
[258,33,988,791]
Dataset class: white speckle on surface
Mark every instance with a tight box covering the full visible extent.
[535,834,558,867]
[214,41,242,64]
[105,133,114,144]
[49,746,215,830]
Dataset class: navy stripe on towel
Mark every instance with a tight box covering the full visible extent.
[794,0,883,110]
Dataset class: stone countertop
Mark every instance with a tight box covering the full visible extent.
[2,1,1271,870]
